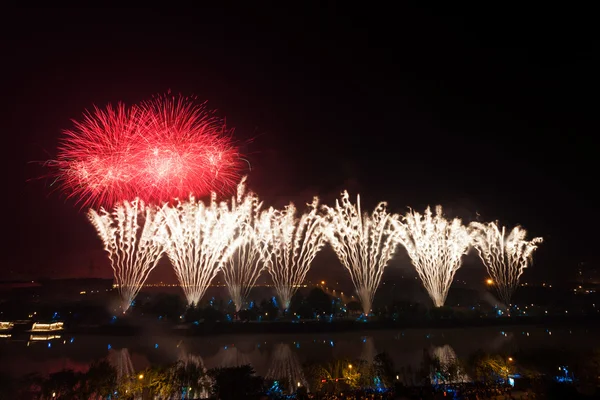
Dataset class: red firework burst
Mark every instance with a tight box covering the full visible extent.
[54,94,244,208]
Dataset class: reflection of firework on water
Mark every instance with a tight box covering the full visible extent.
[222,184,273,312]
[323,192,401,316]
[54,94,243,208]
[178,351,207,370]
[178,351,212,399]
[108,348,135,382]
[430,345,470,384]
[88,199,165,312]
[162,181,247,306]
[395,206,470,307]
[262,198,327,310]
[469,221,543,306]
[214,346,252,368]
[359,336,377,365]
[266,343,308,393]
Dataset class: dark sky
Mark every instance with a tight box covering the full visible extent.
[3,5,597,284]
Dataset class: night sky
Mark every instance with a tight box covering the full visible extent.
[4,6,597,285]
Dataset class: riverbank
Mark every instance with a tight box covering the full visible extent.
[55,314,600,336]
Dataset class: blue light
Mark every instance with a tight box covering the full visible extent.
[329,340,334,347]
[108,344,112,350]
[154,343,158,349]
[70,338,74,343]
[249,301,255,309]
[47,342,51,348]
[296,342,300,349]
[224,346,228,350]
[271,296,278,308]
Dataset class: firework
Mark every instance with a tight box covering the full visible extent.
[469,221,542,305]
[88,199,165,313]
[262,198,327,310]
[323,192,401,316]
[221,187,273,312]
[395,206,470,307]
[55,94,243,208]
[161,182,247,306]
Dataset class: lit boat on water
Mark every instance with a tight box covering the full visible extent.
[29,322,64,332]
[0,321,14,331]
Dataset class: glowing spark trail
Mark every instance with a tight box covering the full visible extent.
[395,206,470,307]
[162,184,246,306]
[323,192,401,316]
[262,198,327,310]
[221,187,273,312]
[88,199,165,313]
[469,221,543,306]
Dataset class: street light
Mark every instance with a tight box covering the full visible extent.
[486,278,494,285]
[138,374,144,380]
[348,364,353,369]
[508,357,513,362]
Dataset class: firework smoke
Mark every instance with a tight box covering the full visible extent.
[161,182,246,306]
[55,94,243,207]
[221,186,273,312]
[395,206,470,307]
[323,191,401,316]
[88,199,165,313]
[469,221,543,306]
[262,198,327,310]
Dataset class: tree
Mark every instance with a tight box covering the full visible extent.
[172,360,211,399]
[305,288,333,316]
[208,365,264,400]
[374,352,396,387]
[40,369,81,399]
[80,360,117,399]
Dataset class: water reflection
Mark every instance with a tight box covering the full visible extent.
[359,336,377,364]
[108,348,134,382]
[266,343,308,393]
[0,326,597,381]
[212,344,252,368]
[429,345,470,384]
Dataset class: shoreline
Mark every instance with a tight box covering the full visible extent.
[51,314,600,337]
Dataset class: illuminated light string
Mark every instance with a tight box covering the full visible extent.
[88,199,166,313]
[161,181,248,307]
[323,191,402,316]
[394,206,471,307]
[261,198,327,311]
[221,183,274,312]
[469,221,543,306]
[54,94,243,208]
